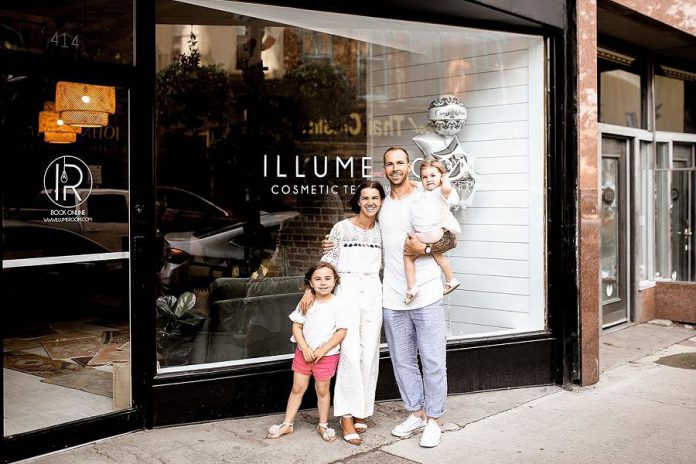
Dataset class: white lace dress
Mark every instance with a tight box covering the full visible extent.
[321,218,382,419]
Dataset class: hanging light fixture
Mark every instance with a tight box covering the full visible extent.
[55,81,116,127]
[44,132,78,144]
[38,101,81,144]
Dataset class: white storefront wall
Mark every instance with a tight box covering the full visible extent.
[369,32,547,338]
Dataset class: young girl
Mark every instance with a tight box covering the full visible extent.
[404,160,462,304]
[266,262,349,442]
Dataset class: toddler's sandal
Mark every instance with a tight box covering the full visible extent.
[404,286,419,304]
[443,278,460,295]
[317,423,337,442]
[266,422,293,439]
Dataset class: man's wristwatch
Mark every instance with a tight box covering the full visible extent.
[424,244,432,255]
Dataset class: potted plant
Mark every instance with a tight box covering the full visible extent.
[156,292,206,366]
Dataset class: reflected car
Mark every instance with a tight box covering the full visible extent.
[26,188,129,252]
[156,186,235,235]
[2,220,128,327]
[14,187,235,251]
[159,211,299,292]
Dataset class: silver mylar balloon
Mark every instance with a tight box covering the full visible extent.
[412,95,479,209]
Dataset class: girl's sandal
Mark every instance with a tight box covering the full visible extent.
[339,416,362,445]
[266,422,294,439]
[317,423,337,442]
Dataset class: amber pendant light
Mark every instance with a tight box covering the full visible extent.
[38,101,81,144]
[55,81,116,127]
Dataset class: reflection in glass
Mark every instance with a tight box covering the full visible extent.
[671,144,695,281]
[655,143,671,279]
[2,76,131,436]
[637,141,652,281]
[601,158,620,303]
[655,143,696,283]
[154,1,547,369]
[0,1,133,64]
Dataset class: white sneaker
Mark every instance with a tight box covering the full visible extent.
[419,419,442,448]
[391,414,427,437]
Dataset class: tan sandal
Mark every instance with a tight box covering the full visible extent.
[317,422,337,442]
[404,286,419,304]
[266,421,293,439]
[339,416,362,445]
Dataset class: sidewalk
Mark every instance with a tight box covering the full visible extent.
[24,322,696,464]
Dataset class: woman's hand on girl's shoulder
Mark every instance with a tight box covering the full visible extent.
[322,234,335,253]
[299,288,315,314]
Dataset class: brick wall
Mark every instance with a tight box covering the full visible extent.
[275,189,347,276]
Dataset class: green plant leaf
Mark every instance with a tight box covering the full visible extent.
[156,295,177,318]
[174,292,196,318]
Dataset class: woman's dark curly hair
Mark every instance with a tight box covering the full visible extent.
[349,180,386,214]
[304,261,340,294]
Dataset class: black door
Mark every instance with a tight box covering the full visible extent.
[600,136,629,327]
[1,2,148,460]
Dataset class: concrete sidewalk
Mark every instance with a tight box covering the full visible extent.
[24,322,696,464]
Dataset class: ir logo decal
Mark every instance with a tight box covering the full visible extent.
[43,155,93,208]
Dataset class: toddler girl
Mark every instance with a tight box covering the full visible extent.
[266,262,349,442]
[404,160,462,303]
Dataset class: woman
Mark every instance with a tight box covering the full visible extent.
[300,180,385,445]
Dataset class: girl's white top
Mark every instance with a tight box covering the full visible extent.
[289,296,350,356]
[410,186,461,236]
[321,218,382,275]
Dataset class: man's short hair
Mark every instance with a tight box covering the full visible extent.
[383,146,410,164]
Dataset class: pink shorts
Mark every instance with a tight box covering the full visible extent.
[291,348,340,381]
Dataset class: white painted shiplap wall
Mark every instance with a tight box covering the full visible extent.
[368,33,546,338]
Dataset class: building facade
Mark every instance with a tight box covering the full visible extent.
[576,0,696,385]
[1,0,693,461]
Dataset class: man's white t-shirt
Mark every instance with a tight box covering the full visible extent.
[380,188,444,310]
[289,295,349,356]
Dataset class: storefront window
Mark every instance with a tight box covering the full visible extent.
[2,76,131,435]
[155,1,547,370]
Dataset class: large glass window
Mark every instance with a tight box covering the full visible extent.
[2,76,131,435]
[155,1,547,370]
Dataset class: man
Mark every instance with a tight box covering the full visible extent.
[378,146,455,448]
[314,146,455,447]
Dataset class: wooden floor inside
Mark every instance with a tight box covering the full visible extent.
[3,319,130,437]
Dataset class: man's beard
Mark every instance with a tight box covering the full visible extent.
[387,172,407,187]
